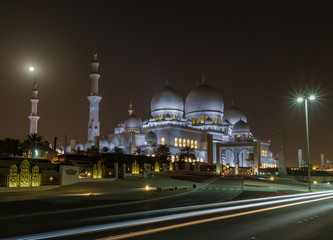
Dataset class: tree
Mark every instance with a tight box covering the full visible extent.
[112,146,126,162]
[179,146,196,161]
[22,134,52,157]
[155,145,170,161]
[101,146,110,154]
[135,146,144,156]
[86,146,100,156]
[0,138,23,157]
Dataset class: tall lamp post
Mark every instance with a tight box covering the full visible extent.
[297,95,315,191]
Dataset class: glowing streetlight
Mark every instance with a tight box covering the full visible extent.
[297,97,303,102]
[297,95,316,191]
[29,66,34,72]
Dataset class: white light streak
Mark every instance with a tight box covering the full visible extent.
[4,191,333,240]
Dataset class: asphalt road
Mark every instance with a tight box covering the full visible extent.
[0,176,242,239]
[53,190,333,240]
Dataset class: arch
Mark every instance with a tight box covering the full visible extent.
[221,149,235,167]
[31,165,40,187]
[19,160,31,187]
[239,149,251,167]
[200,117,204,124]
[8,164,18,187]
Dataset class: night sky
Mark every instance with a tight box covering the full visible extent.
[1,1,333,166]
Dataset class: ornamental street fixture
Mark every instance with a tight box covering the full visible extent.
[297,95,315,191]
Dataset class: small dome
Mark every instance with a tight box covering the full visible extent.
[75,143,84,151]
[185,84,224,116]
[124,114,142,132]
[232,120,251,135]
[145,131,157,145]
[100,139,109,149]
[65,144,71,153]
[151,86,184,116]
[85,140,94,150]
[224,106,247,125]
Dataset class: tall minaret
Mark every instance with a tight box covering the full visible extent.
[87,49,102,142]
[28,78,40,135]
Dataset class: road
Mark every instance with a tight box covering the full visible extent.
[3,177,332,240]
[0,176,242,239]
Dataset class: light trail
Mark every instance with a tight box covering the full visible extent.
[98,195,333,240]
[3,191,333,240]
[73,190,333,224]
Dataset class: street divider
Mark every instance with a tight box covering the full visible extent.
[156,186,189,191]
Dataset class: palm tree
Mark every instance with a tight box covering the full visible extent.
[0,138,23,157]
[179,146,196,161]
[22,134,52,157]
[155,145,170,161]
[135,146,144,156]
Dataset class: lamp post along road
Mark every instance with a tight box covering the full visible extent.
[304,99,311,191]
[297,95,315,192]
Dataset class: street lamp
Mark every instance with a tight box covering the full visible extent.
[297,95,316,191]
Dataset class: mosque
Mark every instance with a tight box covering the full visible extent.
[29,51,277,174]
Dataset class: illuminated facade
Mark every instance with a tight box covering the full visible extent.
[78,53,276,173]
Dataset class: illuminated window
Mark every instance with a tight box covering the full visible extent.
[163,114,165,120]
[159,115,162,120]
[179,138,182,147]
[210,117,214,122]
[261,150,267,157]
[191,140,194,148]
[161,137,165,145]
[174,138,178,147]
[200,117,204,124]
[192,118,195,124]
[218,118,221,124]
[171,114,174,120]
[183,139,186,147]
[205,116,209,120]
[155,116,158,121]
[196,118,199,124]
[215,118,217,124]
[187,139,190,147]
[178,116,180,120]
[195,140,198,149]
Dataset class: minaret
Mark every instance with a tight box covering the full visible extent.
[28,78,40,135]
[87,49,102,142]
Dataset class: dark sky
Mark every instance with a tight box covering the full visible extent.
[1,1,333,166]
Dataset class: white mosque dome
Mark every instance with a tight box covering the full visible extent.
[124,114,142,132]
[224,105,247,125]
[145,131,157,145]
[151,86,184,117]
[185,84,224,116]
[232,120,251,135]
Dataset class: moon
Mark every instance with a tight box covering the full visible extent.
[29,66,34,72]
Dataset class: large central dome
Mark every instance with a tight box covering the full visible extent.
[151,86,184,118]
[185,84,224,115]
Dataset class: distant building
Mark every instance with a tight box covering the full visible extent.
[71,51,277,173]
